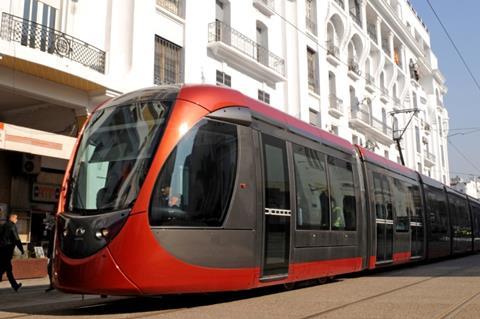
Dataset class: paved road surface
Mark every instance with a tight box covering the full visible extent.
[1,254,480,318]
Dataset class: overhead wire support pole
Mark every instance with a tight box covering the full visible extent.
[390,108,419,166]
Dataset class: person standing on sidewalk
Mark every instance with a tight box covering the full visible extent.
[0,213,24,292]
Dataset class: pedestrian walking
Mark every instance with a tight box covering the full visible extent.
[44,214,55,292]
[0,213,24,292]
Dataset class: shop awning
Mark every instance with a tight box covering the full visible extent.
[0,122,75,159]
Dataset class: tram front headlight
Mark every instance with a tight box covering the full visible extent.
[95,228,110,239]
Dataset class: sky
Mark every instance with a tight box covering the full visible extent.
[409,0,480,180]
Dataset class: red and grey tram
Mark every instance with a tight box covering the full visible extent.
[53,85,480,295]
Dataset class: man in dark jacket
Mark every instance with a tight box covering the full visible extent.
[0,213,24,291]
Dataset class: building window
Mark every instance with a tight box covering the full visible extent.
[331,125,339,135]
[154,35,183,85]
[305,0,317,35]
[415,126,420,153]
[216,70,231,87]
[309,108,320,127]
[441,145,445,167]
[417,162,422,173]
[352,135,358,145]
[258,89,270,104]
[307,47,319,93]
[384,150,389,159]
[438,116,443,137]
[156,0,183,17]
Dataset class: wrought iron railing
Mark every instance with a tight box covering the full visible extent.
[306,17,317,35]
[208,21,285,76]
[329,94,343,113]
[348,59,361,76]
[156,0,184,17]
[1,12,106,73]
[367,24,377,43]
[334,0,345,9]
[326,41,339,58]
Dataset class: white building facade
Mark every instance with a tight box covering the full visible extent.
[0,0,450,245]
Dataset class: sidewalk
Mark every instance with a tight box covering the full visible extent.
[0,276,49,293]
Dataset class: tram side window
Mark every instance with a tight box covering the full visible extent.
[391,178,410,232]
[409,184,423,221]
[293,145,329,230]
[474,206,480,237]
[435,191,449,234]
[372,172,393,221]
[149,120,238,227]
[263,134,290,210]
[327,156,356,231]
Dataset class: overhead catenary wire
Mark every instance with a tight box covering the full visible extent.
[424,0,480,174]
[425,0,480,95]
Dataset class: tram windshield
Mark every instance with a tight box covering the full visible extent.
[67,100,172,214]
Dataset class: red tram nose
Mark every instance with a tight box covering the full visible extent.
[54,246,141,295]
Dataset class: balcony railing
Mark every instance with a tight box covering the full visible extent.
[306,17,317,35]
[334,0,345,9]
[1,12,105,73]
[348,59,361,76]
[367,24,377,43]
[351,108,392,136]
[329,94,343,113]
[208,21,285,76]
[156,0,183,17]
[326,41,339,58]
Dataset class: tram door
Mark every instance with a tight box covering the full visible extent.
[373,172,394,263]
[261,134,291,278]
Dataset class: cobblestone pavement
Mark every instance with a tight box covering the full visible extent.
[1,254,480,318]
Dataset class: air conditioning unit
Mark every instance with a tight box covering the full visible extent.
[22,154,41,175]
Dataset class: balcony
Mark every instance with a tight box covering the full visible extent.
[424,151,436,167]
[326,41,340,66]
[329,94,344,118]
[365,73,375,93]
[0,12,106,73]
[207,21,285,86]
[156,0,184,18]
[368,24,377,44]
[348,59,361,81]
[350,108,393,145]
[334,0,345,9]
[253,0,275,17]
[306,17,317,36]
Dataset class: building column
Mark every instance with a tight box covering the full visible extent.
[388,31,394,60]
